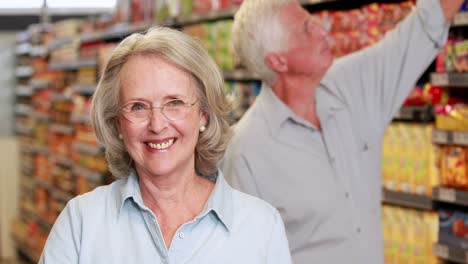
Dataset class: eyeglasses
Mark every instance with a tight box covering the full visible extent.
[120,99,199,123]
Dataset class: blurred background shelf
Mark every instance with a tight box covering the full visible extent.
[433,187,468,207]
[432,129,468,146]
[434,243,468,264]
[431,72,468,87]
[382,189,434,210]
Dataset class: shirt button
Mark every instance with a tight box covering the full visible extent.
[179,232,185,239]
[345,192,350,198]
[356,227,361,233]
[362,142,369,151]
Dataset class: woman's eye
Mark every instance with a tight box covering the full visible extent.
[166,100,184,107]
[131,103,147,111]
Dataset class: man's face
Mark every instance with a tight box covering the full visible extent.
[280,1,333,78]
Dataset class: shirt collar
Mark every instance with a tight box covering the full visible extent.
[316,77,346,122]
[202,170,234,232]
[258,83,318,136]
[117,169,145,214]
[117,169,234,232]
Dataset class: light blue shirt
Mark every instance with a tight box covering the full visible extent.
[221,0,449,263]
[39,170,291,264]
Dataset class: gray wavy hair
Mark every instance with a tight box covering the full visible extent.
[91,26,232,178]
[232,0,290,85]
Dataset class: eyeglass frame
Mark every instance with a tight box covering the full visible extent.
[119,98,199,123]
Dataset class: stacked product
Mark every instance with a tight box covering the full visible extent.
[382,205,439,264]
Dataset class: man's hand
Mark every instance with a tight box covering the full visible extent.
[440,0,465,22]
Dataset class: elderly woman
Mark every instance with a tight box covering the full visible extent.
[38,27,291,263]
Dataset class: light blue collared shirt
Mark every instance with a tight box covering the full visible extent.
[39,170,291,264]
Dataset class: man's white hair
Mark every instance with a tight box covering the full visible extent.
[232,0,290,85]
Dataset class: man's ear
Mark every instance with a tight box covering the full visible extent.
[265,52,288,73]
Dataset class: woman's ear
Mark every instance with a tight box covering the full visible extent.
[200,111,208,127]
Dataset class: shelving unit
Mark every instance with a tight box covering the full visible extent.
[11,235,40,263]
[453,12,468,27]
[434,243,468,264]
[382,189,434,210]
[432,129,468,146]
[431,72,468,87]
[176,6,237,25]
[48,58,97,71]
[393,105,434,122]
[429,13,468,263]
[433,187,468,207]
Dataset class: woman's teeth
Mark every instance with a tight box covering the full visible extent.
[147,139,174,150]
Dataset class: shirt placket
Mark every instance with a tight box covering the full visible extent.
[321,115,361,258]
[167,223,193,264]
[141,208,170,264]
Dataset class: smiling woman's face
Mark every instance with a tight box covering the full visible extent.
[117,54,207,179]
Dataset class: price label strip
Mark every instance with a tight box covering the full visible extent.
[453,131,468,146]
[438,187,456,203]
[432,130,448,144]
[431,73,449,86]
[454,12,468,26]
[434,244,449,259]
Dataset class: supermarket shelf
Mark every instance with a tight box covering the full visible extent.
[48,59,97,71]
[30,144,49,155]
[431,72,468,87]
[21,207,54,231]
[30,45,47,57]
[50,187,74,202]
[51,92,72,102]
[36,178,74,202]
[177,7,237,25]
[45,1,338,49]
[51,154,74,167]
[14,103,32,116]
[31,111,50,121]
[223,69,260,81]
[453,12,468,27]
[16,85,33,97]
[20,178,35,192]
[11,235,40,263]
[15,42,30,55]
[14,124,33,136]
[71,113,91,124]
[30,79,50,90]
[35,177,53,189]
[433,187,468,207]
[49,123,74,135]
[72,142,103,156]
[47,36,75,51]
[434,243,468,264]
[81,23,151,44]
[432,129,468,146]
[382,189,434,210]
[73,85,96,95]
[19,144,34,155]
[73,165,104,182]
[393,105,433,122]
[21,164,34,176]
[15,66,33,78]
